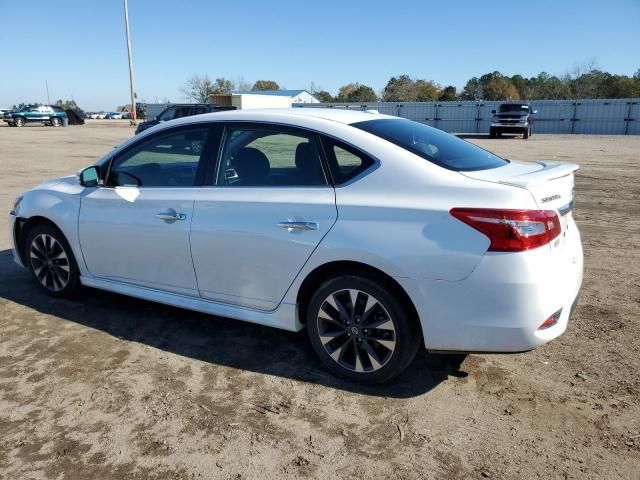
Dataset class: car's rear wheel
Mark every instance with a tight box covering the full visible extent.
[25,224,80,298]
[14,116,25,127]
[523,127,529,139]
[307,274,420,383]
[51,117,61,127]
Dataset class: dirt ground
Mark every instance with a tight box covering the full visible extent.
[0,120,639,480]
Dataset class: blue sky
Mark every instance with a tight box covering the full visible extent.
[0,0,638,111]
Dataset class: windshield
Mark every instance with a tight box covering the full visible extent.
[352,118,508,171]
[498,104,529,112]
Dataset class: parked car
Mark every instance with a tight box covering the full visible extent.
[120,112,131,120]
[105,112,123,119]
[9,109,582,383]
[490,103,537,139]
[135,103,235,134]
[90,112,106,119]
[3,105,67,127]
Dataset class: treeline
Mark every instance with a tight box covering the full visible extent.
[181,66,640,105]
[317,67,640,103]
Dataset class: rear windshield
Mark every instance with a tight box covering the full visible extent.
[352,118,508,171]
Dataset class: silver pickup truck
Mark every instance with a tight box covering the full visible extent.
[490,103,537,139]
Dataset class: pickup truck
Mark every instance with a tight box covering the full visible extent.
[490,103,537,139]
[3,105,67,127]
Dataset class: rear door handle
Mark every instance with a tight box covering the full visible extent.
[277,221,318,231]
[156,212,187,221]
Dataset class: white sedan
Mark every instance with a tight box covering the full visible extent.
[9,109,583,383]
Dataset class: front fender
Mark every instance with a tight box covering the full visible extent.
[16,183,87,275]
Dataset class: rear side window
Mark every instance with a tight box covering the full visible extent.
[321,137,374,184]
[352,118,508,171]
[217,126,326,186]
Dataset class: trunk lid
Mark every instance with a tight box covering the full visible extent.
[460,160,577,212]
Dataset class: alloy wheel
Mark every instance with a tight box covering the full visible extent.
[317,289,396,373]
[29,234,71,292]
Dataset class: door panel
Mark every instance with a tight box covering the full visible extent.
[79,188,198,296]
[78,124,219,296]
[189,123,337,310]
[190,187,337,310]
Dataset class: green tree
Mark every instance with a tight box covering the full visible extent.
[252,80,280,91]
[483,76,520,100]
[461,77,483,100]
[55,99,79,110]
[415,79,440,101]
[382,75,416,101]
[336,83,378,102]
[314,90,334,103]
[211,77,235,94]
[438,86,457,101]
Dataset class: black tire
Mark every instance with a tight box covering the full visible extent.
[14,116,25,127]
[489,127,496,138]
[51,117,61,127]
[306,274,421,384]
[523,128,529,139]
[8,122,15,127]
[25,224,81,298]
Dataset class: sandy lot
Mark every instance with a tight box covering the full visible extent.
[0,121,639,479]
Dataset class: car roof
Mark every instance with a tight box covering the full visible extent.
[173,108,397,126]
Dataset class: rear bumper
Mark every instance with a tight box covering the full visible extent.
[400,216,583,352]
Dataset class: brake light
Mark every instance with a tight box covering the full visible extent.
[449,208,561,252]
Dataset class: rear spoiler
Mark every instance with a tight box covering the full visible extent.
[499,161,579,188]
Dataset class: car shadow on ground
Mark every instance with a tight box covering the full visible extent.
[0,249,467,398]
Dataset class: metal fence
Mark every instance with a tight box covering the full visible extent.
[294,98,640,135]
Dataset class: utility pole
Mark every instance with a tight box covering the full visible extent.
[45,80,51,104]
[124,0,137,126]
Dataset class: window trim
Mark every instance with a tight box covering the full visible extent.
[211,121,332,188]
[104,124,219,189]
[317,135,377,187]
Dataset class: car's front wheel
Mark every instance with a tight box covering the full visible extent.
[25,224,80,297]
[14,116,25,127]
[51,117,61,127]
[307,274,420,383]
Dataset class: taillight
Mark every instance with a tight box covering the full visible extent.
[449,208,561,252]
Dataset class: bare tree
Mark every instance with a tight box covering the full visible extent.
[180,74,215,103]
[236,76,252,91]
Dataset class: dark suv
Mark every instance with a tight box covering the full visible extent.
[489,103,537,139]
[135,103,235,134]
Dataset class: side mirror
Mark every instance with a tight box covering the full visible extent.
[79,166,100,187]
[491,109,496,114]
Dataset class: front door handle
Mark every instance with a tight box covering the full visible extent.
[277,221,318,231]
[156,212,187,221]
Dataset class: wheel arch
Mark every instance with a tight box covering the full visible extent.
[295,260,421,332]
[15,216,64,265]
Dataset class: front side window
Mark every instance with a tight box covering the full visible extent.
[108,127,209,187]
[217,126,326,186]
[352,118,508,171]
